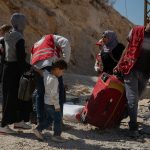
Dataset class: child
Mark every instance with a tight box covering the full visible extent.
[33,59,67,142]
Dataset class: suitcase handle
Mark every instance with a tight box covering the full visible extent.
[101,73,109,82]
[113,70,123,81]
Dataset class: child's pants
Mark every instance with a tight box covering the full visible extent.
[36,104,62,136]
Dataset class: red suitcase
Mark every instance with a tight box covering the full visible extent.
[77,72,127,129]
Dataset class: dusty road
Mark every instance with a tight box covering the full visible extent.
[0,74,150,150]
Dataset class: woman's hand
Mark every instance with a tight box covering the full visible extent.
[113,65,120,75]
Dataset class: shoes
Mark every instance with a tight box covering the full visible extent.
[0,126,16,134]
[52,136,66,143]
[33,129,44,140]
[30,112,37,124]
[14,121,32,130]
[128,130,140,138]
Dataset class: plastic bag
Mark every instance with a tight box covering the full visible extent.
[63,103,84,122]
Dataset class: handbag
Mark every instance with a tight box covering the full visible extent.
[18,70,35,101]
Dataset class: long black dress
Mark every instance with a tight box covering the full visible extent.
[1,39,32,127]
[0,38,5,82]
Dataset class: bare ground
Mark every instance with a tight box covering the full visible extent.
[0,73,150,150]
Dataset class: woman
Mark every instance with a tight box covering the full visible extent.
[0,13,32,134]
[95,30,125,74]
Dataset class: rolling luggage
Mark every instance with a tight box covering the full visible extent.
[78,72,127,129]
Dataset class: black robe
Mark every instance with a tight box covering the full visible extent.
[1,39,32,127]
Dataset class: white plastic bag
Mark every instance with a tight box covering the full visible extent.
[63,103,84,122]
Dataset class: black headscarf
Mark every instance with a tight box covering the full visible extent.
[10,13,27,34]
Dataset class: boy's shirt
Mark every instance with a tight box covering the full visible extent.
[43,70,60,109]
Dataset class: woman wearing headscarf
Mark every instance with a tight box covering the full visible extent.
[95,30,125,74]
[0,13,31,134]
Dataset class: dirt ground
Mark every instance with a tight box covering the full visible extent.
[0,73,150,150]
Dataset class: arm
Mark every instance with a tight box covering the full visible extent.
[0,38,4,55]
[94,53,103,73]
[117,44,128,66]
[53,35,71,63]
[114,29,132,72]
[113,44,129,73]
[50,78,60,111]
[44,74,60,111]
[16,39,31,72]
[94,59,100,72]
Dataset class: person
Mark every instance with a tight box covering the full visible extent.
[95,30,125,74]
[30,34,71,129]
[33,59,68,142]
[0,13,32,134]
[0,24,12,81]
[114,19,150,137]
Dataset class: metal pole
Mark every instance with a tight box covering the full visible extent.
[144,0,147,25]
[144,0,150,25]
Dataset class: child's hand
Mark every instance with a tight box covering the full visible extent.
[55,108,60,112]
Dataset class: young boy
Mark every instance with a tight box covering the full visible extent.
[33,59,67,142]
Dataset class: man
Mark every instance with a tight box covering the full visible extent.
[115,18,150,137]
[31,34,71,128]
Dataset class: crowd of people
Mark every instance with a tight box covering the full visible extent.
[0,13,71,142]
[0,12,150,142]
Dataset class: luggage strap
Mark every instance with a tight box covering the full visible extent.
[104,91,124,128]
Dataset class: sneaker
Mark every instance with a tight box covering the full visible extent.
[14,121,32,130]
[33,129,44,140]
[128,130,140,138]
[30,112,37,124]
[0,126,16,134]
[52,136,66,143]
